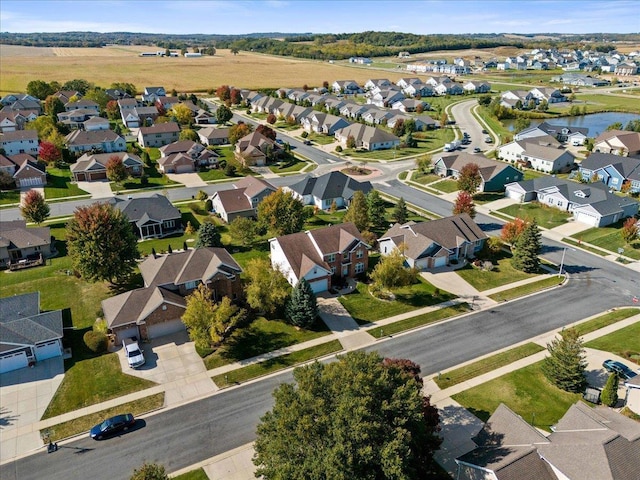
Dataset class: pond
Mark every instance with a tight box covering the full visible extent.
[503,112,640,136]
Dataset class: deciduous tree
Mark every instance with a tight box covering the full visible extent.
[457,163,481,194]
[44,95,65,119]
[344,190,369,231]
[228,122,252,144]
[416,154,432,173]
[105,100,120,120]
[106,155,128,184]
[500,218,528,245]
[257,189,307,236]
[285,278,318,329]
[27,80,56,100]
[541,328,587,393]
[230,88,242,105]
[179,128,198,141]
[254,351,441,479]
[194,222,222,248]
[370,246,417,290]
[216,85,231,102]
[38,141,62,165]
[66,203,139,285]
[170,104,193,125]
[511,220,541,273]
[392,197,408,224]
[245,258,291,317]
[266,113,277,125]
[215,104,233,125]
[256,124,276,141]
[452,191,476,218]
[621,217,638,244]
[228,216,257,246]
[20,189,50,224]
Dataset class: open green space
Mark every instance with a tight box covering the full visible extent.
[434,343,545,389]
[488,276,564,302]
[410,171,440,186]
[456,250,544,291]
[452,362,583,431]
[42,393,164,442]
[343,128,454,161]
[562,237,608,256]
[269,157,310,174]
[522,169,546,180]
[573,308,640,337]
[338,278,455,324]
[370,303,470,338]
[203,316,332,370]
[44,166,90,199]
[42,353,158,419]
[212,340,343,387]
[475,106,511,140]
[570,220,640,260]
[574,93,640,114]
[430,179,459,193]
[197,146,248,182]
[0,189,21,206]
[584,321,640,363]
[118,163,178,190]
[497,202,571,229]
[307,132,337,145]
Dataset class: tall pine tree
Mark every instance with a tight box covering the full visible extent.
[511,220,541,273]
[285,279,318,329]
[367,190,387,230]
[392,197,408,224]
[194,222,222,248]
[541,328,587,393]
[600,373,619,407]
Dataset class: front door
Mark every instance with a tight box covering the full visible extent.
[342,265,349,276]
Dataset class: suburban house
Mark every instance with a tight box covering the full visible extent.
[0,220,54,269]
[137,122,180,148]
[301,113,350,136]
[0,292,63,374]
[433,152,524,192]
[578,152,640,193]
[0,154,46,188]
[70,151,144,182]
[57,108,100,129]
[462,81,491,93]
[234,131,279,167]
[157,140,218,173]
[83,116,111,132]
[52,90,81,104]
[391,99,429,113]
[625,374,640,415]
[334,124,400,151]
[65,129,127,155]
[0,110,29,133]
[0,129,39,156]
[286,171,373,210]
[210,176,276,223]
[528,87,567,103]
[109,194,183,240]
[594,130,640,156]
[332,80,363,94]
[142,86,166,104]
[378,214,487,269]
[155,95,181,112]
[122,106,159,128]
[516,123,587,145]
[504,176,639,227]
[269,222,370,293]
[104,247,243,344]
[198,127,230,146]
[455,402,640,480]
[497,140,576,173]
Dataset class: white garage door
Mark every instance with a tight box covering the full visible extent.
[35,340,62,361]
[116,326,140,345]
[433,256,448,268]
[574,211,599,227]
[0,350,29,373]
[176,165,194,174]
[147,319,185,339]
[308,278,328,294]
[505,187,522,200]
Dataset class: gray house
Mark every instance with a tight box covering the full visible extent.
[285,171,373,210]
[578,152,640,193]
[433,153,524,192]
[109,194,183,240]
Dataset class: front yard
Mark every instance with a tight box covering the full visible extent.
[338,278,455,324]
[44,166,90,199]
[341,128,455,161]
[430,179,459,194]
[570,220,640,260]
[584,321,640,365]
[497,201,572,229]
[455,250,545,291]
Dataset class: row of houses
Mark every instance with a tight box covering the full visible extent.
[500,87,567,109]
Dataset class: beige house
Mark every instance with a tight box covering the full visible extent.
[137,122,180,148]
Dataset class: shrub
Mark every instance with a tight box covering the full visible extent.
[83,330,108,353]
[93,319,108,334]
[335,145,343,152]
[204,199,213,212]
[600,373,619,407]
[140,174,149,186]
[301,131,309,138]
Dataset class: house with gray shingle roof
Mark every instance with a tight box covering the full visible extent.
[594,130,640,157]
[0,220,54,269]
[578,152,640,193]
[434,152,524,192]
[285,171,373,211]
[0,292,63,373]
[0,153,46,188]
[498,139,575,173]
[137,122,180,148]
[0,129,39,156]
[269,222,369,293]
[379,214,487,269]
[210,176,276,223]
[109,194,182,240]
[456,402,640,480]
[65,129,126,154]
[70,151,143,182]
[334,124,400,151]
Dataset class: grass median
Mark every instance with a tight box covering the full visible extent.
[370,303,470,338]
[434,342,545,389]
[573,308,639,337]
[41,393,164,442]
[488,276,563,302]
[212,340,343,387]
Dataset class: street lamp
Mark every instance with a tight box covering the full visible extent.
[558,247,576,277]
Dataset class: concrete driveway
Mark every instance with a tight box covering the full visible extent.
[76,180,113,199]
[165,172,207,188]
[115,331,217,406]
[0,357,64,461]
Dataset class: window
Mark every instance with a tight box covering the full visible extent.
[185,280,198,290]
[331,266,336,274]
[356,249,364,259]
[355,263,365,274]
[326,253,336,263]
[164,220,175,228]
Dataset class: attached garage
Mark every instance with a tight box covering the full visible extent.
[175,164,194,174]
[147,319,185,339]
[433,256,448,268]
[0,350,29,374]
[35,340,62,361]
[573,208,601,227]
[115,325,141,345]
[308,278,329,294]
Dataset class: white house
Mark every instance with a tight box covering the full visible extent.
[0,130,39,156]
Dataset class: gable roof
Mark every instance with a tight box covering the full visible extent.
[0,129,38,143]
[287,171,372,201]
[109,194,181,224]
[233,176,276,199]
[595,129,640,152]
[580,152,640,181]
[139,122,180,135]
[101,286,186,329]
[70,152,143,174]
[65,129,123,146]
[0,292,63,348]
[435,152,521,183]
[213,188,253,214]
[0,220,51,251]
[139,247,242,288]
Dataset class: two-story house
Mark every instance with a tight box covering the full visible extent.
[0,130,39,156]
[137,122,180,148]
[210,176,276,223]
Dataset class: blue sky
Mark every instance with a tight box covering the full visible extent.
[1,0,638,35]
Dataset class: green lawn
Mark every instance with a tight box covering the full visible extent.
[570,220,640,260]
[488,276,564,302]
[430,179,459,193]
[343,128,455,161]
[573,308,640,337]
[269,157,310,173]
[575,93,640,114]
[434,343,545,389]
[173,469,210,480]
[456,251,544,291]
[584,321,640,364]
[44,166,90,199]
[197,146,248,181]
[473,192,505,204]
[410,171,441,186]
[0,189,21,205]
[118,164,178,190]
[498,202,571,229]
[212,340,343,387]
[203,316,332,370]
[562,237,608,256]
[452,362,583,430]
[307,132,337,145]
[42,353,158,419]
[338,278,455,324]
[369,303,470,338]
[523,169,546,180]
[42,393,164,442]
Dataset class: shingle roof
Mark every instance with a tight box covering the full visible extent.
[0,220,51,251]
[213,188,252,214]
[0,130,38,142]
[139,122,180,134]
[0,292,40,322]
[436,152,521,183]
[101,286,186,328]
[287,171,372,201]
[109,194,181,224]
[0,292,63,347]
[65,129,122,146]
[233,176,276,199]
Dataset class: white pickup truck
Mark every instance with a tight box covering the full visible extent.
[123,337,145,369]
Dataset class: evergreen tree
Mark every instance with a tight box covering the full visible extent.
[367,190,387,230]
[344,190,369,231]
[392,197,408,224]
[511,220,541,273]
[541,328,588,393]
[600,373,619,407]
[285,279,318,329]
[194,222,222,248]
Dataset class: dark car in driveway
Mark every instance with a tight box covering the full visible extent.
[602,359,638,380]
[90,414,136,440]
